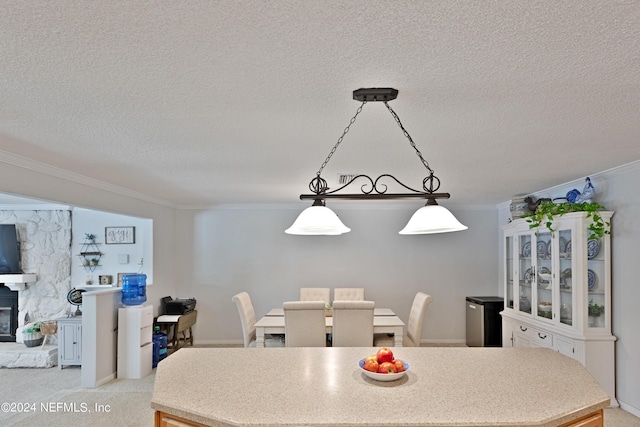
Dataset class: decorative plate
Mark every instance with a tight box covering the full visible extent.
[560,268,572,289]
[524,268,533,284]
[565,240,572,257]
[537,241,547,259]
[587,269,597,290]
[559,237,568,254]
[358,359,409,382]
[587,239,601,259]
[521,241,531,258]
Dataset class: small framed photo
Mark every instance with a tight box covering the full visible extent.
[105,226,135,244]
[99,275,113,285]
[117,273,136,287]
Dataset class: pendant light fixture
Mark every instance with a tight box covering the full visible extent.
[285,88,467,235]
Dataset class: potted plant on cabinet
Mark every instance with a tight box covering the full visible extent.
[525,201,610,238]
[90,258,100,266]
[588,300,604,327]
[85,233,96,243]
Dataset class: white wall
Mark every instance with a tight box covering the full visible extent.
[71,208,153,288]
[175,204,498,345]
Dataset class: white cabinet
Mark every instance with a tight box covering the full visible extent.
[117,305,153,379]
[57,316,82,369]
[501,211,617,406]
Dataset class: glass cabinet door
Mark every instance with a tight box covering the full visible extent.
[558,228,573,326]
[535,230,553,320]
[587,232,605,328]
[518,234,532,314]
[506,236,514,309]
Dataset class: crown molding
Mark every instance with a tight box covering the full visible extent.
[0,150,176,209]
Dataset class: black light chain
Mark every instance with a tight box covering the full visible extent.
[384,101,434,175]
[316,101,366,177]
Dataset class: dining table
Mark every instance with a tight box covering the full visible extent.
[254,307,405,347]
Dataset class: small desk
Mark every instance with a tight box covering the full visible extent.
[254,311,404,348]
[156,310,197,352]
[265,307,396,317]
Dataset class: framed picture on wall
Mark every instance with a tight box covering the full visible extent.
[117,272,136,287]
[99,275,113,285]
[105,226,135,244]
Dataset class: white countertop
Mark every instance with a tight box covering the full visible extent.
[151,347,609,427]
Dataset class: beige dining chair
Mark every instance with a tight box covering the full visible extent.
[333,288,365,302]
[331,300,375,347]
[283,301,327,347]
[232,292,284,348]
[374,292,433,347]
[299,288,331,306]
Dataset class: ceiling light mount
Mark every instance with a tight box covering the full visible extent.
[352,87,398,102]
[285,88,467,235]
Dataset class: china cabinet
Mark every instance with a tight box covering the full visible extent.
[501,211,617,406]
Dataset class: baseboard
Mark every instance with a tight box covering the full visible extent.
[194,339,244,346]
[420,338,467,346]
[619,400,640,418]
[96,373,116,388]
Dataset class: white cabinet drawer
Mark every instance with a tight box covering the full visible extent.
[515,323,533,338]
[531,328,553,347]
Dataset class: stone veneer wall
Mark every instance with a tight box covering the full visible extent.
[0,210,72,326]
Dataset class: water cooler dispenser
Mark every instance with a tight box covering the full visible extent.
[117,304,153,378]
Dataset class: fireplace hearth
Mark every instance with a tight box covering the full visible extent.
[0,285,18,342]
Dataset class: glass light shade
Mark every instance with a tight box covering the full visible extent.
[399,204,468,235]
[285,205,351,235]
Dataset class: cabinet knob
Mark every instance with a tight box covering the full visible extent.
[520,326,528,332]
[538,333,547,339]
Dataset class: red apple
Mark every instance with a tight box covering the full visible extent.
[376,347,394,364]
[363,359,379,373]
[378,361,397,374]
[392,359,405,372]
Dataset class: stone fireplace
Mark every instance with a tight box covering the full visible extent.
[0,285,18,341]
[0,274,37,342]
[0,210,72,342]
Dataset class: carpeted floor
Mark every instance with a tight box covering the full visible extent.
[0,366,155,426]
[0,356,639,427]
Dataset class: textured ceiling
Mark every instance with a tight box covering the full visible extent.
[1,1,639,208]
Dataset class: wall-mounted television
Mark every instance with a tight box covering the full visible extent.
[0,224,22,274]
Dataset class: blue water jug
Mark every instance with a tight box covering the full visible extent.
[152,326,168,368]
[121,274,147,306]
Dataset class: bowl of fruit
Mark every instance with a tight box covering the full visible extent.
[359,347,409,382]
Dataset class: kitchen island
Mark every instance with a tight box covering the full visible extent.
[151,347,609,427]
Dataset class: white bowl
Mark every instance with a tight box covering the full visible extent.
[538,304,552,313]
[358,358,409,382]
[538,273,552,282]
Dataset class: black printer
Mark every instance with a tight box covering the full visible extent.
[164,297,197,315]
